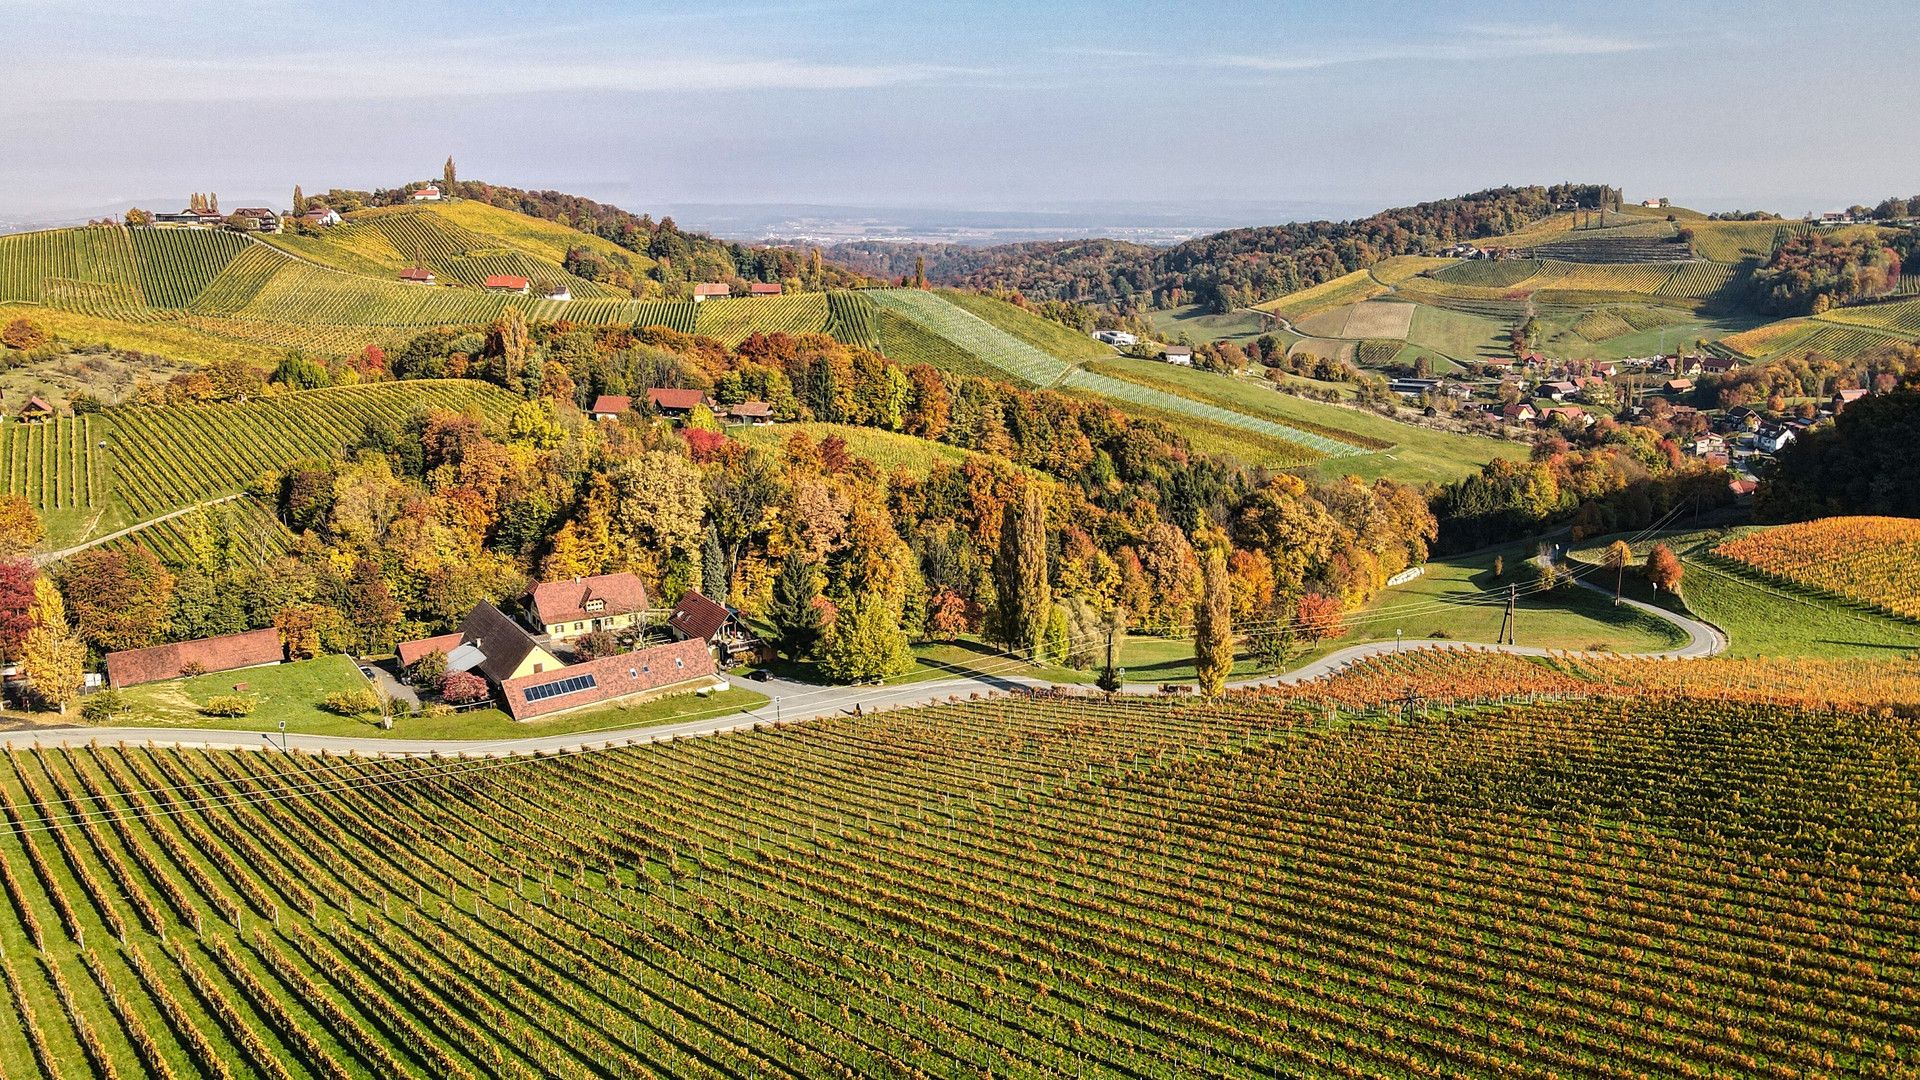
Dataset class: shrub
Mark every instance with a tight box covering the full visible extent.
[200,695,257,717]
[439,670,489,705]
[80,689,125,722]
[1,317,47,351]
[178,660,208,677]
[419,702,454,718]
[572,630,620,661]
[322,688,382,716]
[409,648,448,690]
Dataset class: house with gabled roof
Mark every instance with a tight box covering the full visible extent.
[500,638,718,720]
[692,283,731,301]
[647,387,709,415]
[484,275,530,294]
[524,573,650,643]
[590,395,631,421]
[398,267,435,283]
[106,628,283,690]
[749,282,783,296]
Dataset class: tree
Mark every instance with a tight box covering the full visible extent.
[914,255,927,289]
[273,352,331,390]
[816,594,913,682]
[1644,543,1684,593]
[1095,606,1127,692]
[1296,592,1345,642]
[1193,548,1233,696]
[493,306,530,390]
[0,560,33,662]
[769,550,826,661]
[439,671,489,705]
[572,630,620,661]
[124,207,152,227]
[0,495,43,555]
[1605,540,1634,602]
[20,577,83,713]
[993,487,1050,659]
[292,185,307,215]
[700,527,728,601]
[443,156,457,193]
[410,647,449,690]
[1,317,47,352]
[59,546,174,651]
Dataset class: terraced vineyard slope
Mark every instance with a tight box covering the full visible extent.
[869,288,1074,385]
[0,659,1916,1078]
[1714,517,1920,620]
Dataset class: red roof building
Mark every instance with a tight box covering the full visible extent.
[397,632,463,669]
[728,401,773,424]
[105,628,283,689]
[646,387,708,413]
[526,573,650,638]
[1832,388,1870,412]
[1729,478,1758,497]
[666,590,732,644]
[499,638,716,720]
[692,283,731,300]
[484,275,530,293]
[590,395,631,419]
[749,282,783,296]
[398,267,434,283]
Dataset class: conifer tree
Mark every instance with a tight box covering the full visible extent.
[1193,547,1232,696]
[993,487,1049,659]
[292,185,306,214]
[769,550,825,661]
[701,527,728,601]
[443,156,457,193]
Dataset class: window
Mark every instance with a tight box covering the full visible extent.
[585,599,605,613]
[642,665,650,674]
[675,657,684,667]
[574,622,584,631]
[532,663,543,674]
[628,668,638,678]
[522,673,597,703]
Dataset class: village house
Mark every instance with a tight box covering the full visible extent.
[1539,380,1579,402]
[749,282,783,297]
[1729,478,1759,497]
[1538,405,1592,429]
[1161,345,1193,366]
[1665,378,1694,394]
[1502,402,1538,424]
[589,395,631,421]
[302,206,342,227]
[1093,330,1137,348]
[525,572,650,643]
[1699,356,1739,375]
[692,283,731,302]
[1724,405,1763,433]
[1690,434,1727,457]
[398,267,435,284]
[231,207,280,232]
[664,590,765,664]
[727,401,774,425]
[1832,388,1870,413]
[542,284,571,302]
[483,275,530,295]
[646,387,710,417]
[1756,424,1795,454]
[105,628,283,690]
[412,184,442,202]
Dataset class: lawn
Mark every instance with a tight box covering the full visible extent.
[733,421,973,476]
[1553,311,1770,361]
[1403,304,1513,363]
[1057,386,1321,469]
[106,654,770,740]
[1086,357,1521,485]
[1349,542,1689,654]
[1572,528,1920,659]
[1146,304,1274,344]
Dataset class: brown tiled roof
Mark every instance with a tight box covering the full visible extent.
[458,601,546,684]
[692,283,731,297]
[590,395,631,415]
[666,589,730,643]
[398,267,434,282]
[396,631,462,668]
[106,628,283,689]
[646,387,707,411]
[749,282,782,295]
[501,638,715,720]
[21,396,52,415]
[527,573,649,627]
[728,401,772,418]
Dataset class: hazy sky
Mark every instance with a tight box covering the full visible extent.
[3,0,1914,222]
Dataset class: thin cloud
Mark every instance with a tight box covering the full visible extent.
[1219,23,1652,73]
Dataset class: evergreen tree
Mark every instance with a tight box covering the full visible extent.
[993,487,1050,659]
[1193,547,1233,696]
[914,255,926,289]
[769,550,825,661]
[816,594,913,682]
[701,527,728,601]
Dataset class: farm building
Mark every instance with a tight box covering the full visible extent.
[396,601,562,685]
[1161,345,1193,366]
[692,283,731,302]
[1540,380,1578,401]
[231,208,280,232]
[18,396,53,422]
[728,401,774,425]
[499,638,719,721]
[525,572,650,643]
[1833,388,1869,412]
[105,628,283,690]
[542,284,571,301]
[484,275,531,295]
[1665,378,1693,393]
[302,207,342,227]
[647,387,709,416]
[1093,330,1137,347]
[749,282,783,297]
[397,632,462,671]
[665,589,765,663]
[412,184,442,202]
[590,395,631,421]
[398,267,435,283]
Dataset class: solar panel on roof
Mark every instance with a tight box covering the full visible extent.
[522,673,597,703]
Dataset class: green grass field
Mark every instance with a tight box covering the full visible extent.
[935,290,1114,361]
[1085,357,1520,484]
[1146,304,1275,344]
[111,654,770,739]
[1402,304,1513,363]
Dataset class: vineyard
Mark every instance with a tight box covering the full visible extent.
[0,651,1916,1078]
[1254,269,1388,320]
[1714,517,1920,621]
[868,289,1073,385]
[104,381,519,518]
[932,290,1115,361]
[1060,367,1356,458]
[96,495,292,570]
[0,416,105,513]
[691,294,832,347]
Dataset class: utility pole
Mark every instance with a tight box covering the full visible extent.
[1497,584,1517,645]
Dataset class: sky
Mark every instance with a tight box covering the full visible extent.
[2,0,1916,230]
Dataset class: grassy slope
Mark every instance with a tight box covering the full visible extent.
[733,421,973,477]
[1087,357,1519,485]
[1254,270,1386,319]
[935,290,1113,361]
[0,303,289,367]
[1147,304,1273,344]
[1403,304,1514,363]
[422,199,652,270]
[113,654,769,738]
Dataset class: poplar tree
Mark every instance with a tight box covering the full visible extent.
[443,156,457,192]
[1193,547,1233,697]
[994,487,1049,659]
[20,577,83,714]
[292,185,306,214]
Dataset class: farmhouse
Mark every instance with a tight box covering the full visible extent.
[589,395,631,421]
[105,628,283,690]
[1665,378,1693,393]
[412,184,442,202]
[484,275,531,295]
[664,589,763,663]
[749,282,783,297]
[1161,345,1193,366]
[1832,388,1869,412]
[692,283,731,302]
[302,206,342,227]
[1699,356,1739,374]
[1539,380,1579,402]
[525,572,650,643]
[542,284,571,301]
[1501,402,1538,423]
[647,387,709,416]
[398,267,435,283]
[499,638,718,721]
[231,208,280,232]
[727,401,774,425]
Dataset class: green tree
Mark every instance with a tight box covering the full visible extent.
[273,352,331,389]
[1043,604,1070,667]
[1193,547,1233,696]
[769,550,826,661]
[292,185,306,215]
[443,156,457,193]
[816,594,913,683]
[700,527,728,601]
[992,487,1050,659]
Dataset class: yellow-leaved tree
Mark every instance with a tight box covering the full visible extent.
[21,576,84,713]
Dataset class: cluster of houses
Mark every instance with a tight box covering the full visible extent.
[694,282,783,301]
[101,572,766,722]
[589,388,774,426]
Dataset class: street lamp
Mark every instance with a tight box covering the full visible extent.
[1396,629,1402,653]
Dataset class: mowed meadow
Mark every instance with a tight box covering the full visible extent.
[0,650,1915,1078]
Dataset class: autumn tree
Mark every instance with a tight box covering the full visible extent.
[816,593,913,682]
[0,495,43,555]
[292,185,306,214]
[1604,540,1633,602]
[1644,543,1684,593]
[769,549,826,661]
[0,317,46,352]
[1296,592,1345,642]
[20,577,83,713]
[59,546,174,651]
[1193,547,1233,696]
[0,560,33,662]
[993,486,1050,659]
[443,155,457,192]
